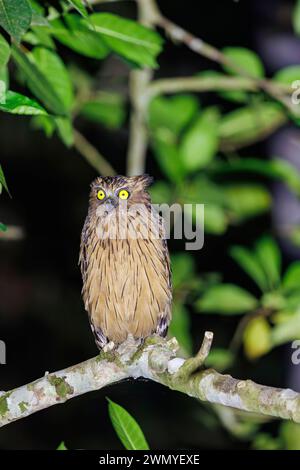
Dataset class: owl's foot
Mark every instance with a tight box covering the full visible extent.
[103,341,115,353]
[143,334,165,347]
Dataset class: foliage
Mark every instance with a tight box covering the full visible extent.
[0,164,9,231]
[107,399,149,451]
[1,0,300,451]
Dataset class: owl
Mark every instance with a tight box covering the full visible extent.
[79,175,172,349]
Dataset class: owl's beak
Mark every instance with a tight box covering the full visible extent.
[104,196,118,213]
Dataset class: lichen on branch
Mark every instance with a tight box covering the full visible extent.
[1,333,300,428]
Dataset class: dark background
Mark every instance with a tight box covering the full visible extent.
[0,0,299,449]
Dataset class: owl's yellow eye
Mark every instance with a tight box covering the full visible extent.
[97,189,106,200]
[118,189,129,200]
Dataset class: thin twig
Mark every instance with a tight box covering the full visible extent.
[197,331,214,363]
[147,1,298,117]
[146,75,258,101]
[147,76,288,151]
[174,331,214,380]
[73,130,116,176]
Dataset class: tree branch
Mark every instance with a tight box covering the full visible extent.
[1,334,300,428]
[73,130,116,176]
[146,76,258,100]
[146,76,288,151]
[126,0,155,176]
[127,69,152,176]
[145,0,298,117]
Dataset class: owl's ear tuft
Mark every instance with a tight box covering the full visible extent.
[133,174,154,189]
[90,176,103,189]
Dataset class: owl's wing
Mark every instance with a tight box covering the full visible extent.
[155,231,172,337]
[79,216,108,349]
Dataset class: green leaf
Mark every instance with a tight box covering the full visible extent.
[107,399,149,451]
[31,115,55,138]
[67,0,88,17]
[33,114,73,146]
[281,422,300,450]
[28,1,44,16]
[283,262,300,293]
[80,93,125,129]
[57,441,67,450]
[89,13,163,68]
[171,253,195,289]
[0,164,9,194]
[152,139,184,183]
[24,27,56,48]
[12,46,66,115]
[262,291,286,311]
[288,225,300,247]
[183,178,228,234]
[222,47,265,78]
[219,103,286,147]
[31,47,74,112]
[0,90,47,115]
[0,222,7,232]
[0,77,6,104]
[180,112,218,172]
[149,95,198,135]
[274,66,300,85]
[169,303,192,355]
[0,63,8,89]
[243,317,271,359]
[230,246,269,292]
[255,236,281,289]
[0,33,10,68]
[212,158,300,196]
[149,180,173,205]
[149,98,200,182]
[271,312,300,347]
[31,10,49,28]
[203,204,227,235]
[224,184,271,222]
[0,0,32,42]
[220,89,248,104]
[293,0,300,35]
[253,433,283,450]
[50,15,109,59]
[197,70,249,103]
[196,284,258,315]
[55,117,74,147]
[184,175,226,206]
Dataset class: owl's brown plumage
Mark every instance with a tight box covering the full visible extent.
[79,175,172,349]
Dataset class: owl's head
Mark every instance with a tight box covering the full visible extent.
[89,174,153,214]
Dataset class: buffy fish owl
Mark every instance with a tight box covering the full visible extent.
[79,175,172,349]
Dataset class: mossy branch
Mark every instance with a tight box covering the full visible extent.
[1,333,300,428]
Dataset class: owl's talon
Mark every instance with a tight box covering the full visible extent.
[103,341,115,353]
[144,335,165,347]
